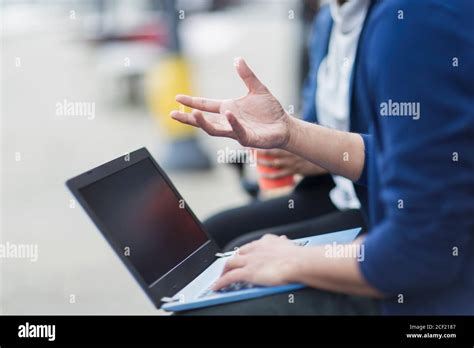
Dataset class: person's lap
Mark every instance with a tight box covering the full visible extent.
[224,208,366,251]
[203,175,338,248]
[180,288,380,316]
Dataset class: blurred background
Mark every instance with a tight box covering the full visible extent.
[1,0,321,314]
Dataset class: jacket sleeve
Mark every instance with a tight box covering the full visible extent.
[354,133,372,186]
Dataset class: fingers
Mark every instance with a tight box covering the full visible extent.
[257,157,277,167]
[222,255,247,275]
[193,111,234,138]
[257,149,293,168]
[261,234,279,241]
[257,149,289,157]
[238,234,279,255]
[175,94,222,113]
[238,241,257,255]
[212,269,249,291]
[225,110,248,145]
[234,57,268,94]
[170,110,199,127]
[171,108,247,142]
[256,151,296,177]
[260,168,294,180]
[257,156,290,168]
[171,109,236,139]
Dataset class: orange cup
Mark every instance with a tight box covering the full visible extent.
[256,153,295,191]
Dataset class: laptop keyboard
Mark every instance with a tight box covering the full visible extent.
[198,281,257,299]
[217,281,257,293]
[198,240,309,299]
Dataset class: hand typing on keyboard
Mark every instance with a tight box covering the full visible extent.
[211,234,304,291]
[198,281,258,299]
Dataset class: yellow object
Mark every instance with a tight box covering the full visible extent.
[146,55,196,139]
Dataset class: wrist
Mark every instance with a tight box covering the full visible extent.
[283,247,311,284]
[281,116,300,151]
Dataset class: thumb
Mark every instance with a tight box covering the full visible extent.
[234,57,267,94]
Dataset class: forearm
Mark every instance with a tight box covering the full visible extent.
[283,117,365,182]
[287,243,384,298]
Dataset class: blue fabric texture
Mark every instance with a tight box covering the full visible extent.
[354,0,474,314]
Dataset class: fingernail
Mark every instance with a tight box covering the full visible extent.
[233,57,241,67]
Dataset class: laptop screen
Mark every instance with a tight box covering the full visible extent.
[79,158,209,286]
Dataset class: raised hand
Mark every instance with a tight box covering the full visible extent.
[170,57,292,149]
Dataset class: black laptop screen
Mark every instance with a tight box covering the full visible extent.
[79,158,209,285]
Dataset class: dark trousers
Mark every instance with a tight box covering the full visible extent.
[182,288,380,315]
[204,175,341,249]
[204,175,367,250]
[224,208,366,251]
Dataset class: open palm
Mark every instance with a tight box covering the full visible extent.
[170,58,291,149]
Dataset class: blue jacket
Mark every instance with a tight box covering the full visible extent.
[354,0,474,314]
[301,5,370,219]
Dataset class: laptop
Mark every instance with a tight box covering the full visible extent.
[66,148,361,312]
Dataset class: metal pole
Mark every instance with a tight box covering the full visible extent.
[163,0,180,53]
